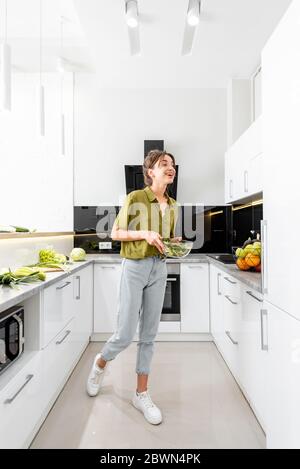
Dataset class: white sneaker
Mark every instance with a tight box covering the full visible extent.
[132,390,162,425]
[86,353,107,397]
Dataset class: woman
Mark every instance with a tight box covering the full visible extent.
[86,150,181,425]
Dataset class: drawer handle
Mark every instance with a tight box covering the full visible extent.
[260,309,269,351]
[166,278,177,282]
[225,331,238,346]
[225,295,238,305]
[224,276,237,285]
[56,330,71,345]
[56,281,71,290]
[4,374,34,404]
[75,275,81,300]
[100,266,116,269]
[188,265,203,268]
[246,290,263,302]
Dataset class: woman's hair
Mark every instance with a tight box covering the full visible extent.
[143,150,176,187]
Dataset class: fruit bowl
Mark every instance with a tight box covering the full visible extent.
[162,240,193,258]
[232,240,261,272]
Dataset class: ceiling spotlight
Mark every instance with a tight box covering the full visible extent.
[187,0,201,26]
[126,0,138,28]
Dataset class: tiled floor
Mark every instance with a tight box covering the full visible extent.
[31,342,265,449]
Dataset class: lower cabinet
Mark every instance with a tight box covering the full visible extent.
[240,287,267,429]
[265,301,300,449]
[94,263,122,333]
[210,265,224,351]
[209,266,267,431]
[181,263,209,333]
[72,264,93,345]
[0,353,45,449]
[0,264,93,449]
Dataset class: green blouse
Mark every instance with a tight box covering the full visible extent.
[113,186,179,259]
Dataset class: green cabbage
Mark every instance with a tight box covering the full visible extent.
[70,248,86,262]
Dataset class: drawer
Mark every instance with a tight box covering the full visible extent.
[222,274,242,299]
[222,293,241,380]
[41,319,83,399]
[0,353,45,449]
[42,276,75,348]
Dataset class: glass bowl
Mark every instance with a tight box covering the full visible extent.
[162,240,193,258]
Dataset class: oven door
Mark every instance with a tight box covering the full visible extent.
[0,308,24,374]
[161,264,180,321]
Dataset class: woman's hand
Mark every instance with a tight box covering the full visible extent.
[170,237,182,243]
[143,231,165,254]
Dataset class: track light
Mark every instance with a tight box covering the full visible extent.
[187,0,201,26]
[126,0,138,28]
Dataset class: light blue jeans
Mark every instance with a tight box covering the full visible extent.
[100,255,167,375]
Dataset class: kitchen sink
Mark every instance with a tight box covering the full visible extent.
[207,254,236,264]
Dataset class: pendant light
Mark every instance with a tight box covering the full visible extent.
[0,0,11,111]
[38,0,45,136]
[59,16,65,156]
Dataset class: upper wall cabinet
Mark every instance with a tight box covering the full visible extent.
[225,115,263,203]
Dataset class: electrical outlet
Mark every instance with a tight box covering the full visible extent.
[99,242,112,250]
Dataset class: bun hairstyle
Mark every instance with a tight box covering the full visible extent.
[143,150,176,188]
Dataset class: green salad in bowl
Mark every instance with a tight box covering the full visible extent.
[162,239,193,258]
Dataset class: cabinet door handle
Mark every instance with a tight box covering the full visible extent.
[246,290,263,302]
[244,170,249,193]
[56,330,71,345]
[100,266,116,269]
[188,265,203,269]
[225,295,238,305]
[260,309,268,351]
[217,273,222,295]
[224,276,237,285]
[56,281,71,290]
[225,331,238,346]
[4,374,34,404]
[229,179,233,198]
[75,275,80,300]
[261,220,268,294]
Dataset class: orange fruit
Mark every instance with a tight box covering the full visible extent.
[245,253,261,267]
[236,257,251,270]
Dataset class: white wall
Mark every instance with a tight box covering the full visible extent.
[0,73,74,231]
[74,74,227,206]
[227,78,252,148]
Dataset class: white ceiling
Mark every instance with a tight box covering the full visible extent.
[73,0,292,88]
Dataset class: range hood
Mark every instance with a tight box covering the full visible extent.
[124,140,179,199]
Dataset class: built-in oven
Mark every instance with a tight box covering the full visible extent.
[161,263,180,321]
[0,306,25,376]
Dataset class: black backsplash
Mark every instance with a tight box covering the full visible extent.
[232,202,263,247]
[74,205,233,254]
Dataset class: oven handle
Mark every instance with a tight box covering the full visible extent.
[12,314,24,358]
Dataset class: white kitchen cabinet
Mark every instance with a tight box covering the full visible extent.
[262,0,300,320]
[181,263,209,333]
[222,283,241,380]
[0,352,45,449]
[72,265,93,345]
[94,263,122,333]
[209,265,224,351]
[41,276,74,348]
[225,116,262,203]
[240,287,267,430]
[265,301,300,449]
